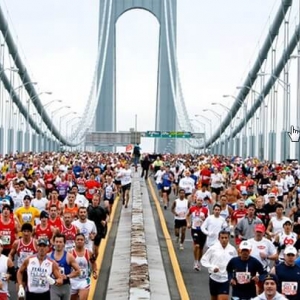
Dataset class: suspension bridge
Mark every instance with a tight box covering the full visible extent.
[0,0,299,160]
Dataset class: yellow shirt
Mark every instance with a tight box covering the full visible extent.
[15,206,40,227]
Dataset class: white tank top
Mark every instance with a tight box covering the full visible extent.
[0,255,8,293]
[174,199,189,220]
[220,205,230,220]
[27,256,53,293]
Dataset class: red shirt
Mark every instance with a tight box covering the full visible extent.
[35,223,53,241]
[200,169,211,185]
[0,218,16,249]
[232,209,247,224]
[85,180,101,200]
[61,224,78,251]
[48,217,63,232]
[188,206,209,229]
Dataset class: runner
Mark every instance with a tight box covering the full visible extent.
[49,233,80,300]
[171,189,189,250]
[201,230,237,300]
[70,233,98,300]
[17,237,63,300]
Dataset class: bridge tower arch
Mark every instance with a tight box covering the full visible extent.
[96,0,177,153]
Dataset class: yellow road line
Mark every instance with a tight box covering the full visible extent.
[148,179,190,300]
[88,196,120,300]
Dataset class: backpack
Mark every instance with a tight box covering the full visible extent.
[133,146,140,156]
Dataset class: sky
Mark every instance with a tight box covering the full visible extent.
[0,0,298,155]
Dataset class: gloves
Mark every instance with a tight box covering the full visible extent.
[46,275,56,285]
[18,285,25,298]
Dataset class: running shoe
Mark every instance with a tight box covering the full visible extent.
[179,243,184,250]
[194,262,199,271]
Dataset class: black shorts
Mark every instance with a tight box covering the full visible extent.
[26,290,50,300]
[104,197,115,205]
[211,187,223,195]
[283,192,288,196]
[175,219,187,228]
[94,233,102,246]
[191,229,207,248]
[122,183,131,193]
[114,179,121,185]
[209,277,229,296]
[277,195,283,202]
[289,186,294,192]
[162,186,171,195]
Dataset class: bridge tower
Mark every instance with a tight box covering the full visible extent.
[96,0,177,153]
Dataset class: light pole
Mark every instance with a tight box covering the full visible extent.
[190,118,206,154]
[212,102,233,156]
[66,116,81,138]
[0,68,19,154]
[44,99,62,108]
[25,90,51,151]
[49,105,70,148]
[59,111,76,136]
[203,109,222,154]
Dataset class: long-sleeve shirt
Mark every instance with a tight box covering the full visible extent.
[201,215,228,247]
[226,256,265,299]
[234,216,262,240]
[201,241,237,282]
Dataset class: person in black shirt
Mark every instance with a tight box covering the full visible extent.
[141,154,151,180]
[255,196,269,227]
[264,193,278,226]
[87,193,109,259]
[227,241,265,299]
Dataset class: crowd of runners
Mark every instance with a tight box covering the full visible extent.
[1,150,300,299]
[0,151,134,300]
[151,154,300,300]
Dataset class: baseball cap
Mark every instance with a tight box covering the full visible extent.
[268,193,276,198]
[36,188,43,192]
[283,220,292,226]
[263,273,278,285]
[241,190,248,195]
[284,246,297,255]
[40,211,49,219]
[23,195,31,201]
[37,238,49,246]
[239,241,252,251]
[255,224,266,233]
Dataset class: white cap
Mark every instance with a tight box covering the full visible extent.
[284,246,297,256]
[239,241,252,251]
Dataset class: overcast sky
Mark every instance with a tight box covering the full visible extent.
[0,0,296,153]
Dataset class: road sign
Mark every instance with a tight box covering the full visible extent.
[145,131,161,138]
[145,131,197,138]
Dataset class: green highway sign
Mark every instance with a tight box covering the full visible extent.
[145,131,194,138]
[145,131,161,137]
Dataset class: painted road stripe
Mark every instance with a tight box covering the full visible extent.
[148,179,190,300]
[88,196,120,300]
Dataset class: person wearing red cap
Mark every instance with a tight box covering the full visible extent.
[248,223,278,293]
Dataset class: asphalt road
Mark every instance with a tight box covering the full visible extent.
[147,179,211,300]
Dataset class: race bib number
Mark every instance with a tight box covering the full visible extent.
[22,213,32,223]
[192,217,201,229]
[79,269,87,279]
[178,211,186,218]
[236,272,251,284]
[1,235,10,245]
[282,282,298,295]
[59,267,65,275]
[88,188,95,195]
